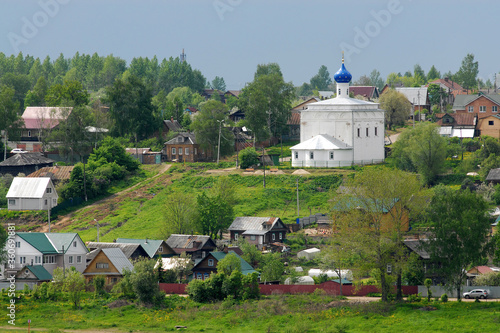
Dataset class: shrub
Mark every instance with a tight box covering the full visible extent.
[93,276,106,298]
[407,293,422,302]
[239,147,259,169]
[441,293,448,302]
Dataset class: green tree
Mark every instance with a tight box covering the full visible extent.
[309,65,332,91]
[379,89,412,129]
[0,84,21,160]
[455,53,479,90]
[191,100,233,158]
[427,65,441,81]
[211,76,226,91]
[238,147,259,169]
[239,63,295,141]
[424,186,492,301]
[162,192,199,238]
[53,267,86,308]
[0,73,31,110]
[45,80,90,107]
[427,83,445,109]
[25,76,48,107]
[196,191,234,239]
[238,238,263,267]
[260,253,284,282]
[217,252,241,276]
[130,258,164,306]
[369,69,384,90]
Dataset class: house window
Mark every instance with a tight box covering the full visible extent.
[77,256,82,263]
[9,199,15,205]
[366,128,369,136]
[44,255,55,264]
[272,233,276,241]
[468,106,474,112]
[375,127,378,136]
[204,273,209,280]
[197,273,202,280]
[15,241,20,248]
[194,148,197,155]
[28,130,31,137]
[250,235,256,241]
[177,137,183,143]
[294,152,298,159]
[185,148,189,155]
[53,199,57,205]
[357,128,360,137]
[179,148,183,155]
[44,199,48,205]
[35,256,39,264]
[480,106,486,112]
[73,241,77,247]
[387,264,392,274]
[158,246,163,252]
[202,251,206,258]
[329,151,334,160]
[234,233,238,240]
[279,233,282,240]
[310,152,314,160]
[68,256,73,264]
[493,106,498,112]
[208,259,214,267]
[489,121,494,126]
[46,188,52,194]
[96,263,109,269]
[111,277,118,283]
[20,257,26,264]
[172,147,176,155]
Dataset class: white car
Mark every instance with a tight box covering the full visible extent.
[463,289,489,299]
[10,148,27,153]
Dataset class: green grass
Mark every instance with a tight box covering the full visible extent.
[5,292,500,332]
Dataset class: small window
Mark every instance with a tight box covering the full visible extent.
[493,106,498,112]
[96,263,109,269]
[480,106,486,112]
[489,121,494,126]
[44,199,48,205]
[111,277,118,283]
[249,235,256,241]
[294,152,298,159]
[338,88,341,95]
[204,273,209,280]
[468,106,474,112]
[20,257,26,264]
[366,128,369,136]
[279,233,282,240]
[329,151,334,160]
[375,127,378,136]
[73,241,77,247]
[234,233,238,240]
[387,264,392,274]
[68,256,73,264]
[9,199,16,205]
[53,199,57,205]
[77,256,82,263]
[357,128,360,137]
[185,148,189,155]
[15,241,20,248]
[158,246,163,252]
[177,136,183,143]
[46,188,52,194]
[310,152,314,160]
[179,148,183,155]
[272,233,276,241]
[172,147,176,155]
[197,273,202,280]
[208,259,214,267]
[28,130,31,137]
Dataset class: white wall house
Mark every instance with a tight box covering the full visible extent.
[291,58,385,167]
[1,232,88,281]
[6,177,58,211]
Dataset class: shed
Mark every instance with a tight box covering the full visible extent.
[297,248,321,260]
[284,276,315,285]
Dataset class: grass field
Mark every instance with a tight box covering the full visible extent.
[3,292,500,333]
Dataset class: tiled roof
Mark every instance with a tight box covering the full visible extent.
[287,112,300,125]
[27,166,73,181]
[0,153,54,167]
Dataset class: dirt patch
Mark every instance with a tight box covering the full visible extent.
[292,169,311,175]
[107,299,132,309]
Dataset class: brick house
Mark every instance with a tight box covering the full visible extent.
[163,132,208,162]
[453,93,500,116]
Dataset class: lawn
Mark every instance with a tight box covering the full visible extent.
[4,292,500,333]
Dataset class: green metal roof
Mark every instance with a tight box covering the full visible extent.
[210,251,257,275]
[26,265,52,281]
[46,233,80,253]
[116,238,163,258]
[17,233,59,254]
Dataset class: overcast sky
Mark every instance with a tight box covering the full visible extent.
[1,0,498,89]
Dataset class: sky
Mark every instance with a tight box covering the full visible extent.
[1,0,499,89]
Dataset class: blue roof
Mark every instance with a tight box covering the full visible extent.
[333,62,352,83]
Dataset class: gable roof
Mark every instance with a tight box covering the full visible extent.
[349,86,378,99]
[86,242,148,259]
[429,78,464,92]
[453,94,500,111]
[6,177,53,198]
[116,238,170,258]
[199,251,257,275]
[225,90,241,97]
[163,119,183,132]
[166,234,216,254]
[486,168,500,181]
[290,134,352,151]
[287,112,300,126]
[395,87,428,105]
[228,217,286,232]
[19,265,53,280]
[101,248,134,274]
[22,106,72,129]
[27,166,73,181]
[164,132,197,145]
[16,232,85,254]
[291,97,320,111]
[403,239,430,259]
[436,113,476,126]
[0,153,55,167]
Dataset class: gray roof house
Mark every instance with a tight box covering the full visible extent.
[6,177,58,211]
[228,217,288,249]
[86,242,150,262]
[395,87,430,112]
[486,168,500,184]
[116,238,176,258]
[0,153,55,176]
[166,234,217,260]
[83,248,134,285]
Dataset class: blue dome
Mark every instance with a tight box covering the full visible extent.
[334,63,352,83]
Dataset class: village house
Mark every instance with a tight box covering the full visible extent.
[453,93,500,115]
[166,234,217,262]
[86,242,150,262]
[83,248,134,285]
[349,86,380,100]
[163,132,208,162]
[228,217,288,249]
[395,87,430,114]
[0,153,55,177]
[27,165,74,185]
[115,238,175,258]
[191,251,257,280]
[435,113,476,138]
[6,177,58,211]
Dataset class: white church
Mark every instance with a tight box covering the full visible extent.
[291,58,385,167]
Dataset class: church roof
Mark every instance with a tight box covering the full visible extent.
[291,134,352,151]
[310,96,378,106]
[334,63,352,83]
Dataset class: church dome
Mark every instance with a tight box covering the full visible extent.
[334,62,352,83]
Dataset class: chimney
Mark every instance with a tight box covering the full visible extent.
[171,116,174,123]
[444,77,449,82]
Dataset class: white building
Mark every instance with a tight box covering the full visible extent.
[6,177,58,211]
[291,58,385,167]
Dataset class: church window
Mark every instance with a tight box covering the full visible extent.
[338,89,341,95]
[357,128,360,137]
[375,127,378,136]
[366,128,369,137]
[310,152,314,160]
[294,152,298,159]
[329,151,334,160]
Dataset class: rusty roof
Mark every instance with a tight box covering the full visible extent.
[27,165,73,181]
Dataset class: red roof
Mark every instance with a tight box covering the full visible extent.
[349,86,376,98]
[436,113,476,126]
[287,112,300,125]
[23,118,61,129]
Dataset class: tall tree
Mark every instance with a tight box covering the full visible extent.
[427,83,446,110]
[25,76,48,106]
[239,64,295,141]
[162,192,199,238]
[211,76,226,91]
[309,65,332,91]
[379,89,412,130]
[45,80,90,107]
[369,69,384,90]
[455,53,479,90]
[424,186,491,300]
[427,65,441,81]
[197,191,234,239]
[0,85,21,160]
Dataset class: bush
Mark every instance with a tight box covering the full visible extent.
[407,293,422,302]
[441,293,448,302]
[239,147,259,169]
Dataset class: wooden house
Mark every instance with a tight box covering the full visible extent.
[163,132,208,162]
[435,113,476,138]
[191,251,257,280]
[86,242,150,262]
[228,217,288,249]
[83,248,134,285]
[6,177,58,211]
[115,238,175,258]
[166,234,217,261]
[0,153,55,177]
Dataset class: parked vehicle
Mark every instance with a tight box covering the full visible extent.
[463,289,489,299]
[10,148,27,153]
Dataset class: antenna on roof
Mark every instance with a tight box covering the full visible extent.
[180,49,186,63]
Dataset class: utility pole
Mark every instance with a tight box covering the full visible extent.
[48,199,51,232]
[296,178,299,218]
[95,219,100,242]
[262,146,266,188]
[217,119,224,164]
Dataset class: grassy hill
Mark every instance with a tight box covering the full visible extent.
[44,163,351,242]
